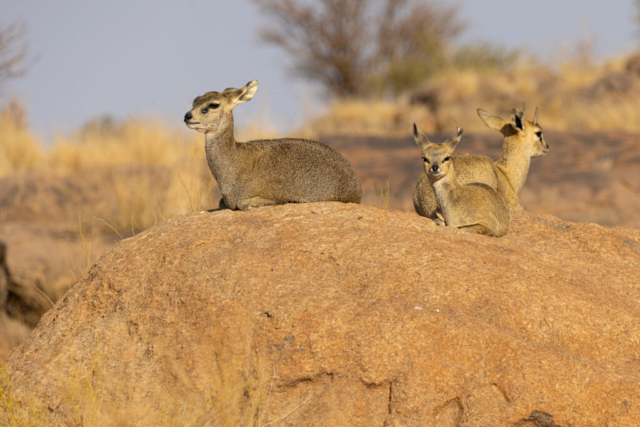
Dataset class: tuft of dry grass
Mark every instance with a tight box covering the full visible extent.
[0,99,44,177]
[373,179,390,210]
[0,342,273,426]
[0,361,48,426]
[53,133,208,236]
[48,117,197,173]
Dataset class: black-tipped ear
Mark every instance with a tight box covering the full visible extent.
[238,80,258,103]
[227,80,258,109]
[412,123,431,151]
[511,108,525,131]
[444,127,463,150]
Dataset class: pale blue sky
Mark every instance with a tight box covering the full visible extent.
[2,0,638,142]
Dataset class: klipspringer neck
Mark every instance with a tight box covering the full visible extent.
[495,134,531,194]
[204,116,239,188]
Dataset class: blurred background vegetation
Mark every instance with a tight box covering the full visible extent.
[1,0,640,235]
[253,0,640,135]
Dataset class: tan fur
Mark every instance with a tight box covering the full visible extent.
[413,125,510,237]
[413,105,549,218]
[184,81,362,210]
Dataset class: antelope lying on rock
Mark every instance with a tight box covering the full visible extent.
[184,80,362,210]
[413,125,510,237]
[413,105,549,220]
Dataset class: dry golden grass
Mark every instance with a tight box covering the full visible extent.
[0,361,49,426]
[0,346,272,426]
[372,179,390,210]
[49,118,195,173]
[301,51,640,136]
[0,99,44,176]
[54,128,209,236]
[302,100,411,137]
[0,102,220,236]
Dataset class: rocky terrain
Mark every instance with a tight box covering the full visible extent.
[4,202,640,426]
[0,129,639,361]
[0,167,165,357]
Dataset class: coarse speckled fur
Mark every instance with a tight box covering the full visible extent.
[184,80,362,210]
[414,125,510,237]
[413,106,549,219]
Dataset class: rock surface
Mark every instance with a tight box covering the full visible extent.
[5,203,640,426]
[0,224,115,326]
[0,223,117,357]
[0,169,137,355]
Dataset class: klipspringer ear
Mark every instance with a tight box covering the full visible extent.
[444,127,463,150]
[225,80,259,109]
[511,107,525,131]
[477,109,506,132]
[413,123,431,151]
